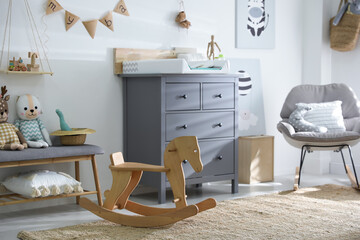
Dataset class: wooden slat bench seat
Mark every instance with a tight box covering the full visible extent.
[0,144,104,207]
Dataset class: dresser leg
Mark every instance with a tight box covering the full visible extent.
[231,178,238,193]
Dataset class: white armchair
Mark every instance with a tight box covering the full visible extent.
[277,83,360,190]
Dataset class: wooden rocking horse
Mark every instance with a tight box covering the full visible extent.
[79,136,216,227]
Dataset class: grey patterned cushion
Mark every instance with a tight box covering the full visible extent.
[288,104,327,133]
[289,101,346,133]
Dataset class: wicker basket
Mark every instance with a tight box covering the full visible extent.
[330,11,360,52]
[60,134,87,146]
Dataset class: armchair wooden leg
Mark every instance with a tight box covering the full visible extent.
[294,166,299,191]
[340,146,359,189]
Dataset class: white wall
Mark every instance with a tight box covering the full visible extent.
[330,0,360,175]
[0,0,304,211]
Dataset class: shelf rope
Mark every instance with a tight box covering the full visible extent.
[0,0,12,71]
[24,0,53,75]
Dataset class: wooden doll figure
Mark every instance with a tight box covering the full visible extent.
[207,35,221,60]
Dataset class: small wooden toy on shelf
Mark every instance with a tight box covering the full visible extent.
[8,57,27,72]
[27,52,39,72]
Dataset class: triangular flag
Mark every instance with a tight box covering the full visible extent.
[82,20,98,39]
[46,0,63,15]
[114,0,130,16]
[99,11,114,32]
[65,11,80,31]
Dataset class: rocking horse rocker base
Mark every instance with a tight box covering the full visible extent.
[79,136,216,227]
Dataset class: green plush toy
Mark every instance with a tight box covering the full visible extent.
[56,109,72,131]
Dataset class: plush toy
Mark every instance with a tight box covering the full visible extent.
[0,86,27,150]
[14,94,52,148]
[289,105,327,133]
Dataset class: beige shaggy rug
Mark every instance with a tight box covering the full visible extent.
[18,184,360,240]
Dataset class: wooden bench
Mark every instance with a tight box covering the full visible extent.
[0,143,104,207]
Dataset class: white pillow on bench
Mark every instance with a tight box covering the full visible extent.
[2,170,83,198]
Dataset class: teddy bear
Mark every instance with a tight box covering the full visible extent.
[14,94,52,148]
[289,104,327,133]
[0,86,28,150]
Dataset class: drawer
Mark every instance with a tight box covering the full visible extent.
[177,140,235,179]
[165,83,200,111]
[165,112,234,141]
[203,83,235,109]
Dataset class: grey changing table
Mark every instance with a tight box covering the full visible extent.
[122,74,239,203]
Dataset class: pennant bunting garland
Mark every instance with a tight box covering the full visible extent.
[46,0,130,39]
[65,11,80,31]
[99,11,114,32]
[82,20,98,39]
[114,0,130,16]
[46,0,63,15]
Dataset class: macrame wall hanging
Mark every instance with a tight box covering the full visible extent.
[0,0,53,75]
[46,0,130,39]
[175,0,191,29]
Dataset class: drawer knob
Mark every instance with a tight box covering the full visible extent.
[217,155,223,160]
[216,123,223,127]
[183,160,188,164]
[215,94,223,98]
[180,94,188,99]
[181,124,188,129]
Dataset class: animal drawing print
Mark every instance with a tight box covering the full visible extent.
[247,0,269,37]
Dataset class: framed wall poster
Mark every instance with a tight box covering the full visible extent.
[229,58,266,136]
[235,0,275,49]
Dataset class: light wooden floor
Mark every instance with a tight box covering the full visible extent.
[0,173,351,240]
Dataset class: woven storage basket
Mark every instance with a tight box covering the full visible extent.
[330,13,360,52]
[60,134,86,146]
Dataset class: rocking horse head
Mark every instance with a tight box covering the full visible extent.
[165,136,203,172]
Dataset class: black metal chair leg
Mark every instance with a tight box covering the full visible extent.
[339,148,348,174]
[298,145,307,186]
[347,145,359,188]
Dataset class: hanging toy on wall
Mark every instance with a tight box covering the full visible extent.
[175,0,191,29]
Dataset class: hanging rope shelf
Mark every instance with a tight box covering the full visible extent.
[0,0,53,76]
